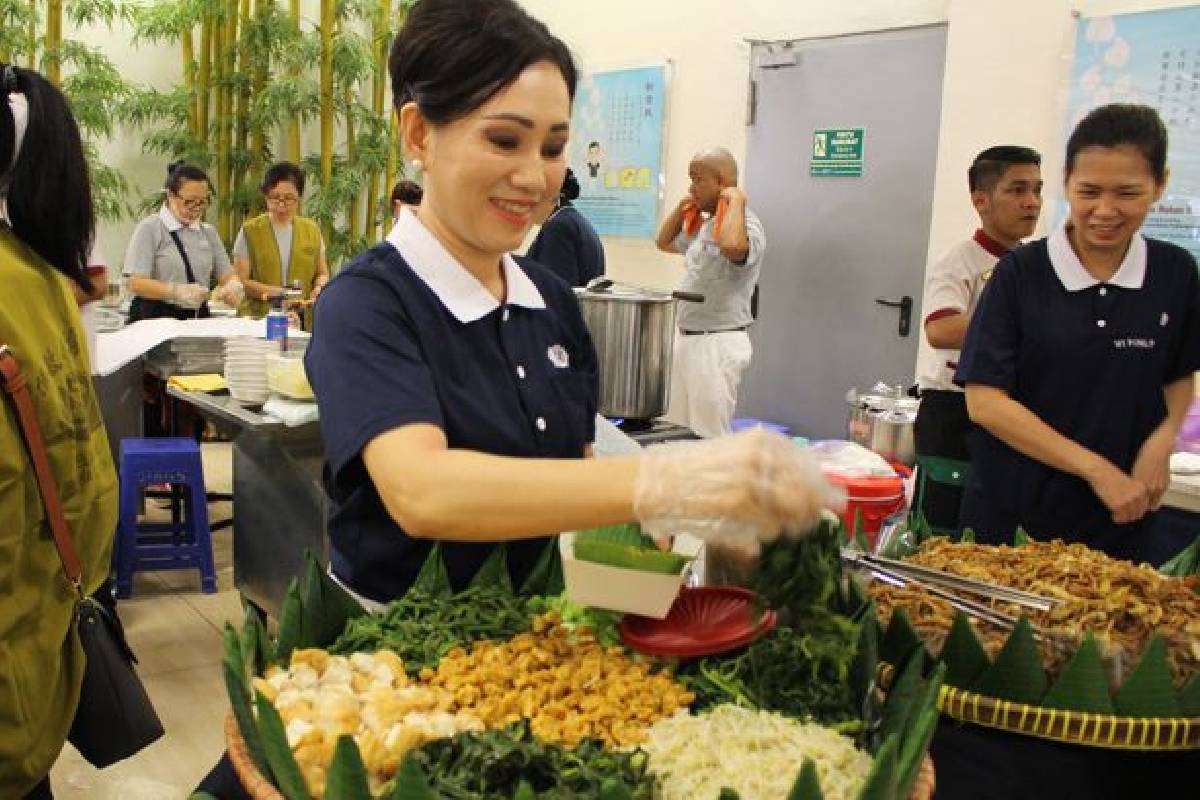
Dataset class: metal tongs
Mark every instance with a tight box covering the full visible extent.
[842,550,1064,639]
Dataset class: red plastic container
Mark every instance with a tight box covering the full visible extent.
[823,470,906,548]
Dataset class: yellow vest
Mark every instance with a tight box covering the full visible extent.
[0,225,117,795]
[237,213,323,321]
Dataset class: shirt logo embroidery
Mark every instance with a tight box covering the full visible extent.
[547,344,570,368]
[1113,338,1155,350]
[1161,312,1169,327]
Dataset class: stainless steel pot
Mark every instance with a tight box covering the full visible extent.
[846,385,918,466]
[575,279,703,419]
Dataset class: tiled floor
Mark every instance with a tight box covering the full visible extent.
[49,443,242,800]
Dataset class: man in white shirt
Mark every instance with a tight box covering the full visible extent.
[914,146,1043,530]
[654,148,766,438]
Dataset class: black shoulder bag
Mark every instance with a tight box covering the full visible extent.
[128,229,212,322]
[0,345,165,767]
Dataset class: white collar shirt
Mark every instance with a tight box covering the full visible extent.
[158,204,204,233]
[1048,222,1147,292]
[384,206,545,323]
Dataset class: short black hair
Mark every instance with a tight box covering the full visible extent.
[1065,103,1167,183]
[588,141,600,150]
[262,161,305,195]
[0,64,95,292]
[559,167,579,202]
[391,179,423,205]
[165,160,211,194]
[389,0,577,125]
[968,146,1041,193]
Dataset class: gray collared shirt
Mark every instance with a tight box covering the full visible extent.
[673,206,766,331]
[122,206,232,287]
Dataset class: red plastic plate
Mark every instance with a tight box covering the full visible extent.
[619,586,777,658]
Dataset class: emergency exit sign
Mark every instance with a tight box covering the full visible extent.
[811,128,864,176]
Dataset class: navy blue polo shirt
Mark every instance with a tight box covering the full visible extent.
[955,225,1200,556]
[304,209,599,603]
[525,203,605,288]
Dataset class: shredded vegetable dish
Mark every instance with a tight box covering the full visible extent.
[641,705,873,800]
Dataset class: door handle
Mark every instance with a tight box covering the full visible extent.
[874,295,913,337]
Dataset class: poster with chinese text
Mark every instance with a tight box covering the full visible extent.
[570,65,667,239]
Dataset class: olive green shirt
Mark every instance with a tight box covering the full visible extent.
[0,225,117,795]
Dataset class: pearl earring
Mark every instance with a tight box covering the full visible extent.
[411,158,424,173]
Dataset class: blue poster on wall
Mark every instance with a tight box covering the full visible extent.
[1067,8,1200,263]
[569,65,667,239]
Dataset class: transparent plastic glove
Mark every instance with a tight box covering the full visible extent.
[171,282,208,309]
[216,277,244,307]
[633,428,843,545]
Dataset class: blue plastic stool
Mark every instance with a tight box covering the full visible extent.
[116,437,217,598]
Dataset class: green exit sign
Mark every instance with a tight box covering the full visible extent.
[811,127,864,177]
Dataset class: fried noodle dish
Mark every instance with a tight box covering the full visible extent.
[869,539,1200,687]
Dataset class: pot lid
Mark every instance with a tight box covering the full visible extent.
[575,285,674,303]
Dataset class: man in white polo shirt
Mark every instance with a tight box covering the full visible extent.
[914,145,1043,530]
[655,147,766,438]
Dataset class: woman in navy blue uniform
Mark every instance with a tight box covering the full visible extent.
[526,167,605,287]
[937,103,1200,800]
[197,3,831,794]
[958,103,1198,565]
[302,0,831,607]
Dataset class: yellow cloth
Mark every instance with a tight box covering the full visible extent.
[0,225,117,796]
[237,213,322,323]
[167,373,227,392]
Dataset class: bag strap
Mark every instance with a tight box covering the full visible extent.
[168,229,207,320]
[0,345,85,597]
[167,229,199,285]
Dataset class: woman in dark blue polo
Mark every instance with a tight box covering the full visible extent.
[527,167,605,287]
[957,103,1199,566]
[302,0,830,607]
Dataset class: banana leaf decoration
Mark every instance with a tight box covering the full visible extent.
[223,534,943,799]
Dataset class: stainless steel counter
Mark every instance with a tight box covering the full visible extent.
[166,387,326,619]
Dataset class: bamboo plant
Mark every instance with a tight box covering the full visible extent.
[2,0,134,221]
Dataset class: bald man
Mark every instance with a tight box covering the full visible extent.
[654,148,766,438]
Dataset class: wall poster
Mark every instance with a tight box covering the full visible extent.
[569,65,667,239]
[1067,8,1200,264]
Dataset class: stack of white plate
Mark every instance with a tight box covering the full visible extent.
[224,337,276,404]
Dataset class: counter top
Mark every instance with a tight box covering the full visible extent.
[166,386,319,442]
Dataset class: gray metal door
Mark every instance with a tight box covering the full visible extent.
[740,25,946,439]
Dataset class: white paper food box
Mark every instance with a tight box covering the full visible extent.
[560,532,704,619]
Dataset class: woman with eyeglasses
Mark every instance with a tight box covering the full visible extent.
[231,161,329,326]
[122,161,244,321]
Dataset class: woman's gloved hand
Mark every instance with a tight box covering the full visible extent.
[633,428,842,544]
[171,282,209,309]
[215,277,245,307]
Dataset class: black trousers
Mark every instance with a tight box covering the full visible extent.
[913,390,971,531]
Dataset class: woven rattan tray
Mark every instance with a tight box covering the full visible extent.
[226,711,937,799]
[936,685,1200,751]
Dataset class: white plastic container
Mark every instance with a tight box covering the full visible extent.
[560,532,703,619]
[266,352,314,400]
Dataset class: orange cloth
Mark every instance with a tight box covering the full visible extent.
[682,197,730,239]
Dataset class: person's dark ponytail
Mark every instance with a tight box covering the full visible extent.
[0,64,94,292]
